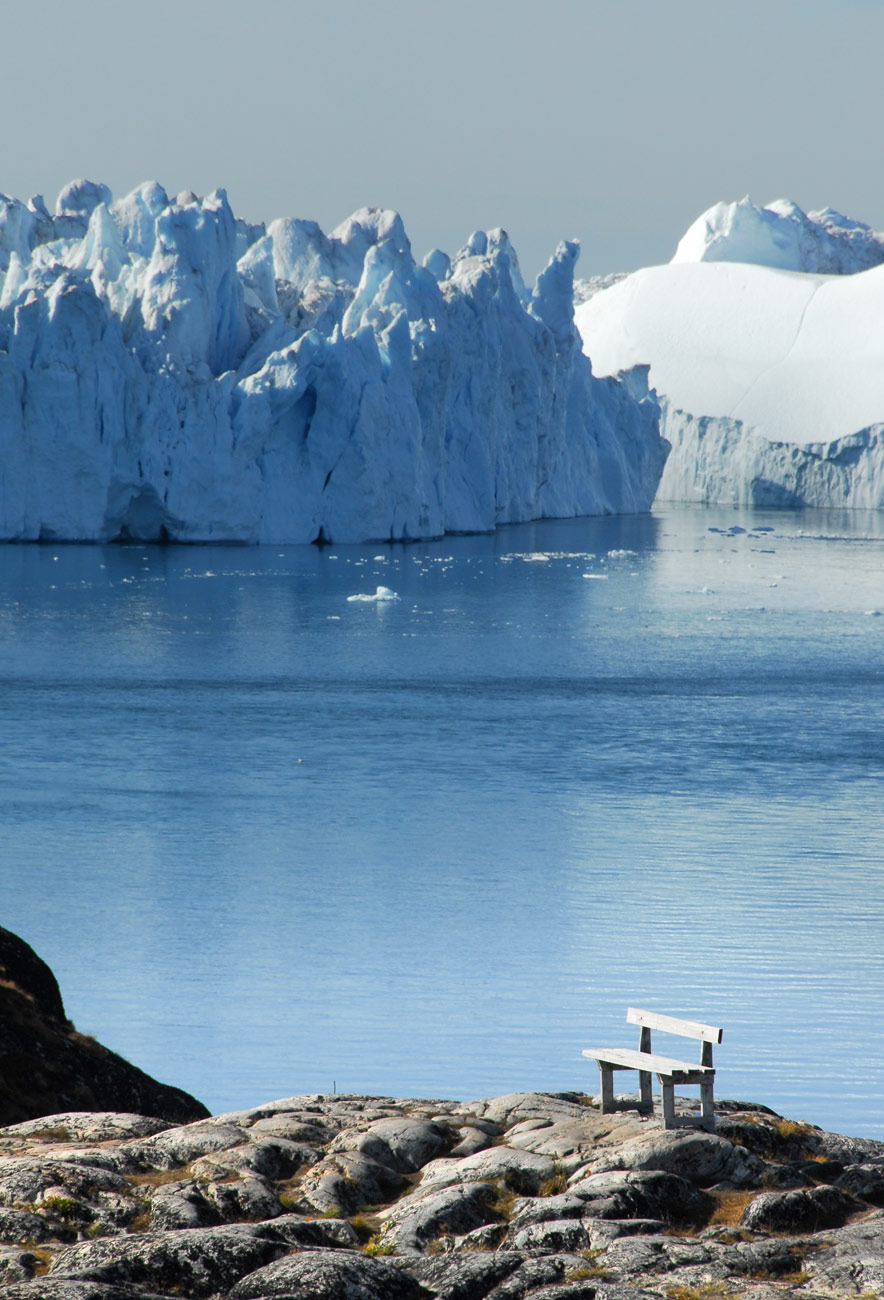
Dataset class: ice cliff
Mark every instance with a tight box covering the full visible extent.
[575,197,884,509]
[0,180,665,543]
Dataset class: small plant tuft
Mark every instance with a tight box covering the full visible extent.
[538,1163,569,1197]
[666,1284,740,1300]
[363,1233,396,1256]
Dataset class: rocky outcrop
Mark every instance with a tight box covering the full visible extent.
[0,926,208,1126]
[1,1091,883,1298]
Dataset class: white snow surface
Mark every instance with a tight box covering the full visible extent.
[0,180,666,543]
[575,198,884,509]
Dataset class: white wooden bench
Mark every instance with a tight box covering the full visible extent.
[583,1007,722,1131]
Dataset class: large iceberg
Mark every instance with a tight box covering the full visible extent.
[0,180,665,543]
[575,197,884,508]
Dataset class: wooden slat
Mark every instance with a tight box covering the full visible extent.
[583,1047,714,1077]
[627,1006,722,1044]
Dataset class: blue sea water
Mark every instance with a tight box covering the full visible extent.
[2,504,884,1136]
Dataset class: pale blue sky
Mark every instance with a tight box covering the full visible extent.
[4,0,882,279]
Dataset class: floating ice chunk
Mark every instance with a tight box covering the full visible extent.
[346,585,400,603]
[582,573,607,580]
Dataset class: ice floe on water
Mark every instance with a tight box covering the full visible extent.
[346,586,400,603]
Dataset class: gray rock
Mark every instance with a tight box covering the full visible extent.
[509,1285,597,1300]
[299,1149,410,1214]
[836,1163,884,1204]
[728,1234,816,1279]
[595,1233,669,1276]
[0,1158,131,1207]
[749,1161,806,1189]
[419,1146,556,1195]
[0,1204,54,1242]
[586,1217,667,1244]
[270,1212,359,1249]
[0,1113,172,1145]
[589,1129,765,1187]
[400,1250,525,1300]
[226,1247,429,1298]
[48,1222,288,1297]
[739,1185,855,1233]
[122,1123,250,1172]
[203,1175,283,1223]
[330,1116,454,1173]
[1,1284,177,1299]
[147,1180,219,1231]
[567,1169,711,1227]
[249,1113,335,1144]
[481,1252,590,1299]
[0,1244,36,1284]
[807,1130,884,1165]
[508,1192,590,1227]
[449,1128,491,1158]
[191,1137,315,1182]
[808,1211,884,1292]
[454,1222,507,1250]
[460,1094,595,1130]
[379,1182,499,1253]
[507,1217,592,1253]
[506,1116,617,1166]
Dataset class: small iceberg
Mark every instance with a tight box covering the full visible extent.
[347,586,401,603]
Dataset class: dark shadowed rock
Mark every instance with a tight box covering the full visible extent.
[567,1169,712,1227]
[48,1223,288,1297]
[2,1284,177,1299]
[0,929,208,1127]
[473,1252,591,1298]
[227,1247,430,1298]
[836,1163,884,1204]
[739,1184,855,1233]
[0,926,67,1022]
[400,1250,525,1300]
[379,1182,500,1253]
[507,1217,592,1253]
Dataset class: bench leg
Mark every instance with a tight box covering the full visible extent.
[661,1080,676,1129]
[599,1064,615,1113]
[639,1070,653,1113]
[700,1079,715,1131]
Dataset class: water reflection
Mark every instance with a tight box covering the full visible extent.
[1,505,883,1133]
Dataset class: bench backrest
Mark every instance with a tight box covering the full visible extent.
[627,1007,723,1068]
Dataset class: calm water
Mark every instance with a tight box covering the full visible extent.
[2,505,884,1136]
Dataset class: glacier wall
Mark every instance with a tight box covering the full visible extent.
[657,404,884,509]
[0,181,666,543]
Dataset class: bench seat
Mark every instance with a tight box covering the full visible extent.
[583,1007,722,1132]
[582,1047,714,1082]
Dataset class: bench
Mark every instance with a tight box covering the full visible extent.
[583,1007,722,1132]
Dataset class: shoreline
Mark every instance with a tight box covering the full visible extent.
[2,1088,883,1298]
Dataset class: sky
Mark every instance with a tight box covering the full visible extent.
[3,0,884,281]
